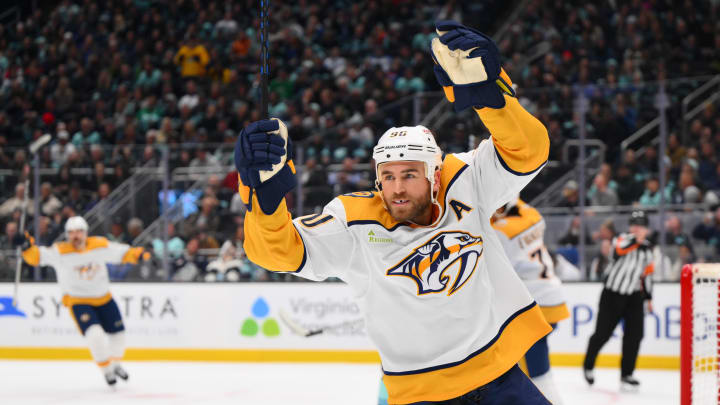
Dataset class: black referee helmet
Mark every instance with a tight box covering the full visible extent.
[628,210,649,227]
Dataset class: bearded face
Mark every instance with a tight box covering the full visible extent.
[378,161,438,225]
[67,229,87,249]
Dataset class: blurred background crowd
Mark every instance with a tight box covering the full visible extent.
[0,0,719,283]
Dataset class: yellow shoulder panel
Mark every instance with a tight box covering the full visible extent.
[337,192,401,229]
[86,236,109,250]
[517,199,542,225]
[437,154,469,209]
[56,236,109,254]
[491,200,542,239]
[55,241,76,254]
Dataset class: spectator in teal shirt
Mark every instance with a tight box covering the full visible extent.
[638,177,672,206]
[411,25,434,50]
[152,223,186,260]
[395,67,425,93]
[137,95,164,131]
[136,60,162,91]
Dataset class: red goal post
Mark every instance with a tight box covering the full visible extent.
[681,263,720,405]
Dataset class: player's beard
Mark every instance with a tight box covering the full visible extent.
[387,194,432,224]
[70,236,86,250]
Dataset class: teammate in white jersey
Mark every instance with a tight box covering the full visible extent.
[235,21,551,404]
[492,197,569,404]
[14,216,146,386]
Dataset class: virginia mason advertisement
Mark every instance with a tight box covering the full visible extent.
[0,283,374,350]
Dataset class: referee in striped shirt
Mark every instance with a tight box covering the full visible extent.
[582,210,655,391]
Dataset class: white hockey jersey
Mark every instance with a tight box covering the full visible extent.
[491,200,569,324]
[22,236,143,306]
[243,96,551,404]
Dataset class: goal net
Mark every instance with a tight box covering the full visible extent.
[682,264,720,405]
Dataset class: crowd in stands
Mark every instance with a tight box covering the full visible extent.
[503,0,718,156]
[0,0,719,282]
[557,208,704,282]
[0,0,471,281]
[498,0,720,279]
[548,101,720,279]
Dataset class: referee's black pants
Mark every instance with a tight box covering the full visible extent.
[583,288,645,377]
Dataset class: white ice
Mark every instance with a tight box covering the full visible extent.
[1,360,679,404]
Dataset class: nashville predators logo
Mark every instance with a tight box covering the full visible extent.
[387,231,483,295]
[74,263,101,280]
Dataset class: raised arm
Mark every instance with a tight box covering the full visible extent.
[13,232,57,267]
[61,237,147,265]
[242,193,305,272]
[107,241,146,264]
[234,118,303,272]
[235,119,356,280]
[475,88,549,176]
[430,21,549,210]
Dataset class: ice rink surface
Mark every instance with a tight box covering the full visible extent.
[2,360,679,404]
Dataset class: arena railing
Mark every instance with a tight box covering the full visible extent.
[66,160,163,242]
[681,74,720,142]
[523,75,717,209]
[540,203,716,281]
[530,151,602,208]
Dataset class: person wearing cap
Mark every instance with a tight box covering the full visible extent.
[49,129,76,167]
[559,179,579,207]
[13,216,148,386]
[235,21,552,404]
[582,210,656,391]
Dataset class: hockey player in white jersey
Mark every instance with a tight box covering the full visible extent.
[14,216,146,386]
[235,21,551,404]
[492,197,569,404]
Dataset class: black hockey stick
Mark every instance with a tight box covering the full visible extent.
[278,309,365,338]
[260,0,269,118]
[13,134,52,307]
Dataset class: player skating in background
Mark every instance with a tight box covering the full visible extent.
[236,21,553,404]
[492,196,569,404]
[14,216,146,386]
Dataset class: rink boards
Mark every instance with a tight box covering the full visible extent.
[0,282,679,369]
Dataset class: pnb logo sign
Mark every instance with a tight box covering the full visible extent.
[0,297,26,317]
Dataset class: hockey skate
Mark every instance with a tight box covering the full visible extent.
[620,375,640,392]
[583,368,594,386]
[114,364,129,381]
[104,369,117,386]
